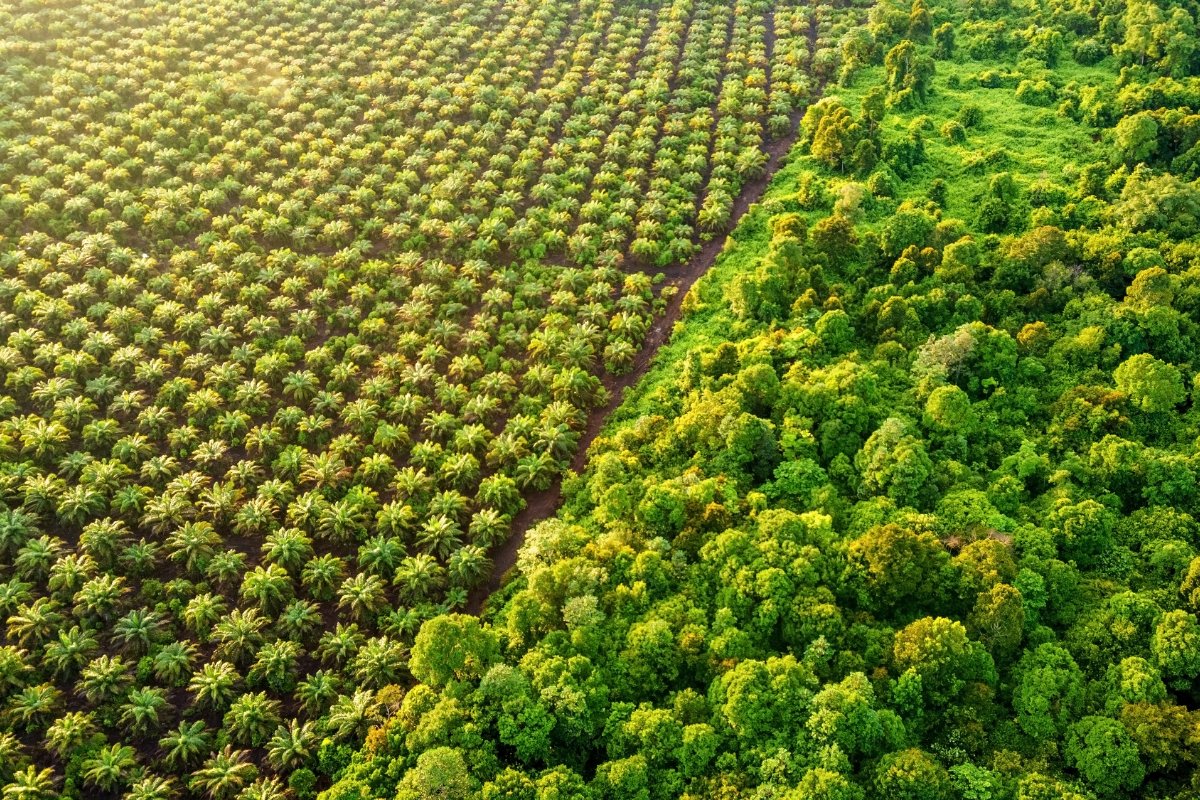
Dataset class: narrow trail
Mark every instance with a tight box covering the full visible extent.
[466,14,822,615]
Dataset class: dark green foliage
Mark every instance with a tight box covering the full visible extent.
[874,748,953,800]
[289,768,318,800]
[977,172,1027,233]
[933,22,956,59]
[804,99,870,173]
[409,614,500,688]
[884,40,937,109]
[1064,716,1145,796]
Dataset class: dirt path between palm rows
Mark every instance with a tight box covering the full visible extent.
[466,16,821,615]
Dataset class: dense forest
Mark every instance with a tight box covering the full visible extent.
[320,0,1200,797]
[2,0,1200,797]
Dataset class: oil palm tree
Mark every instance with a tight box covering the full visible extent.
[239,564,293,615]
[448,544,492,588]
[300,554,345,601]
[222,692,281,747]
[266,718,318,771]
[55,484,106,528]
[205,550,247,592]
[165,521,221,576]
[235,776,288,800]
[44,710,96,760]
[356,452,395,487]
[324,689,382,742]
[18,418,69,462]
[514,451,558,490]
[385,599,428,639]
[77,654,132,705]
[188,661,240,712]
[5,683,61,732]
[182,592,227,640]
[394,554,446,603]
[113,608,163,656]
[375,502,416,537]
[356,535,405,578]
[42,625,97,679]
[317,497,368,544]
[468,507,510,548]
[6,598,64,649]
[81,743,137,794]
[248,640,301,693]
[46,556,95,599]
[13,536,63,583]
[427,490,469,521]
[151,641,196,687]
[123,774,176,800]
[274,599,322,643]
[141,490,191,533]
[231,497,274,537]
[212,608,266,665]
[187,746,257,800]
[416,515,463,558]
[261,527,312,574]
[298,451,350,491]
[196,481,242,524]
[0,731,22,780]
[120,685,169,736]
[0,509,37,560]
[71,573,126,622]
[534,421,580,461]
[293,668,339,718]
[159,720,211,771]
[0,645,29,699]
[1,765,57,800]
[476,474,523,515]
[336,572,387,621]
[350,637,407,689]
[317,624,364,668]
